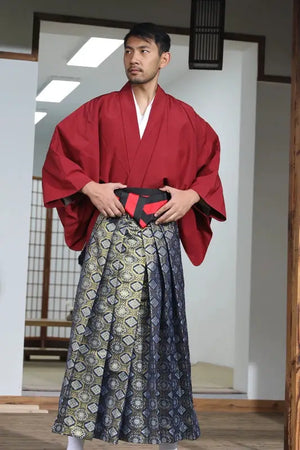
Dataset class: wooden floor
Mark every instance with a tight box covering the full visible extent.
[0,411,283,449]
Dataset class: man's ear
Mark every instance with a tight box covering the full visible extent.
[160,52,171,69]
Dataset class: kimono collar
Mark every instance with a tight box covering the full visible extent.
[120,81,166,105]
[119,82,168,186]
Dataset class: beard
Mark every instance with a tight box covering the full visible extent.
[125,68,160,85]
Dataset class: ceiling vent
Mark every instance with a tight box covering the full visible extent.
[189,0,226,70]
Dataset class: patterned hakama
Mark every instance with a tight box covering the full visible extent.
[52,214,200,444]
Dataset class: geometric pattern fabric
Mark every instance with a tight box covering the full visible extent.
[52,214,200,444]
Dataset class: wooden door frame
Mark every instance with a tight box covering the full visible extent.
[285,0,300,449]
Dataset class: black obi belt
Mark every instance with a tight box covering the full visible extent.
[114,187,171,228]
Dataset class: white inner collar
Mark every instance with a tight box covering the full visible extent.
[132,91,155,138]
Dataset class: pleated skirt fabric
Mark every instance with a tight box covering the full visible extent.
[52,214,200,444]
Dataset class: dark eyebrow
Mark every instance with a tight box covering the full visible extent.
[124,45,151,50]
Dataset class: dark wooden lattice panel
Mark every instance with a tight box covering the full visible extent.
[25,177,47,338]
[189,0,225,70]
[25,177,80,347]
[47,209,81,339]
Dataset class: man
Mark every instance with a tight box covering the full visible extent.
[42,22,226,450]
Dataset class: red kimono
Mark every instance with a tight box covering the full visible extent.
[42,82,226,266]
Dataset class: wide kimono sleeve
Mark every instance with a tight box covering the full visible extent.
[190,117,226,220]
[42,99,101,250]
[178,115,226,266]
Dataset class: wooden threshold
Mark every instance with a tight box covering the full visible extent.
[0,396,284,413]
[0,404,48,414]
[194,398,284,413]
[0,396,59,411]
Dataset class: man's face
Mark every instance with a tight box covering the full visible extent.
[124,36,169,85]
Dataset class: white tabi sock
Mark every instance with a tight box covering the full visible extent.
[159,442,178,450]
[67,436,85,450]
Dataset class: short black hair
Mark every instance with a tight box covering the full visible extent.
[124,23,171,55]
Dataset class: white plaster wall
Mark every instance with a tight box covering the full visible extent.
[248,82,290,399]
[233,44,258,392]
[0,59,38,395]
[165,42,257,374]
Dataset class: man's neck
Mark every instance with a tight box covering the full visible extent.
[131,81,158,115]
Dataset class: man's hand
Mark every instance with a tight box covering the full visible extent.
[155,186,200,224]
[81,181,127,217]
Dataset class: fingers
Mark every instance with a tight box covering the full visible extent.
[155,208,180,224]
[155,187,190,224]
[101,197,125,217]
[159,185,173,194]
[154,186,174,218]
[154,202,170,218]
[112,182,127,189]
[113,198,126,215]
[105,207,121,217]
[155,201,182,224]
[90,182,127,217]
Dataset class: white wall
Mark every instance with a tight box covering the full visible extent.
[165,43,290,400]
[233,44,258,392]
[248,82,290,399]
[165,42,257,379]
[0,59,38,395]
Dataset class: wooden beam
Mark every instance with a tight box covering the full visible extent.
[285,0,300,449]
[0,12,291,84]
[40,208,53,347]
[25,319,71,327]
